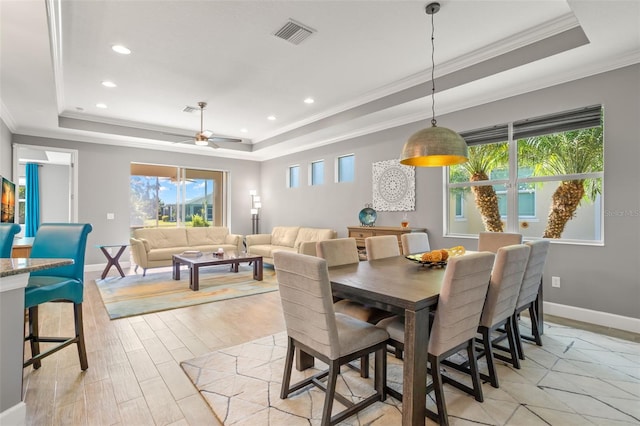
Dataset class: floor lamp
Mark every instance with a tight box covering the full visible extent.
[250,190,261,234]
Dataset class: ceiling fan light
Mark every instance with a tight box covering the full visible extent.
[400,125,468,167]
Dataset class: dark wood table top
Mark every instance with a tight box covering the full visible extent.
[328,255,446,314]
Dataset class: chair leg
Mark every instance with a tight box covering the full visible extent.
[429,354,449,426]
[74,303,88,370]
[529,304,543,346]
[481,327,499,388]
[505,317,520,370]
[374,347,387,400]
[280,337,295,399]
[360,355,369,378]
[322,361,339,426]
[512,314,525,360]
[28,306,42,370]
[466,340,484,402]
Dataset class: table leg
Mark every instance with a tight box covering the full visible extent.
[173,259,181,280]
[100,246,127,279]
[254,257,263,281]
[190,265,200,291]
[295,348,314,371]
[403,307,429,426]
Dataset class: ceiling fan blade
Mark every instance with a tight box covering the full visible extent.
[208,136,243,143]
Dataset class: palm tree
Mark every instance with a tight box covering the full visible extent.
[519,127,603,238]
[455,143,509,232]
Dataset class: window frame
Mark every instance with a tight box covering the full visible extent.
[287,164,300,188]
[310,160,324,186]
[445,105,604,245]
[336,154,355,183]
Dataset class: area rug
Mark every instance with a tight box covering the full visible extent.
[180,320,640,425]
[96,265,278,320]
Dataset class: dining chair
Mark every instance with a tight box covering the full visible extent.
[274,251,389,426]
[317,238,392,376]
[0,223,21,257]
[477,232,522,253]
[512,240,550,359]
[378,252,496,425]
[365,235,400,260]
[24,223,93,370]
[474,244,530,387]
[400,232,431,255]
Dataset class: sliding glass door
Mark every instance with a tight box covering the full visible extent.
[130,163,226,229]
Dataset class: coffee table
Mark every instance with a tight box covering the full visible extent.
[172,252,263,291]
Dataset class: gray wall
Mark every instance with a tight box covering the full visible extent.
[0,118,11,179]
[10,135,261,265]
[260,64,640,320]
[3,65,639,320]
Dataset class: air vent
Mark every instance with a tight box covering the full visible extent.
[183,105,199,113]
[273,19,315,45]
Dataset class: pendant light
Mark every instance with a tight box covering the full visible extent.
[400,2,468,167]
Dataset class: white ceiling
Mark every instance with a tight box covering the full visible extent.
[1,0,639,161]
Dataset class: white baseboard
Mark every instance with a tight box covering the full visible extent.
[544,301,640,334]
[0,401,26,425]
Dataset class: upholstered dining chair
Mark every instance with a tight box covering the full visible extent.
[378,252,496,425]
[274,251,389,426]
[400,232,431,255]
[24,223,93,370]
[317,238,391,376]
[477,232,522,253]
[0,223,21,257]
[473,244,530,388]
[512,240,550,359]
[365,235,400,260]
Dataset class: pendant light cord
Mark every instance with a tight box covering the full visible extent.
[430,9,437,127]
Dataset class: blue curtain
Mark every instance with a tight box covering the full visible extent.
[25,163,40,237]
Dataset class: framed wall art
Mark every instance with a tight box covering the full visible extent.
[372,159,415,212]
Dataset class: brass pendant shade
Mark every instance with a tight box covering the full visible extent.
[400,2,468,167]
[400,124,468,167]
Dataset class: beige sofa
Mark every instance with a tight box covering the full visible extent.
[246,226,337,264]
[130,227,243,275]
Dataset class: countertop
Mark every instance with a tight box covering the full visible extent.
[0,258,73,278]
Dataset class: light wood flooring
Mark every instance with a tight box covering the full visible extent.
[22,267,285,426]
[22,267,639,425]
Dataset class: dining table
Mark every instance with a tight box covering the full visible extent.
[298,254,447,426]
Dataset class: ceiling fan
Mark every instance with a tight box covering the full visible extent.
[171,101,242,148]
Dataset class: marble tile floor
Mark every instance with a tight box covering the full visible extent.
[181,318,640,425]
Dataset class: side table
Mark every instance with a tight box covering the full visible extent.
[97,244,129,279]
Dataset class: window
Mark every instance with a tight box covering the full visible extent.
[130,163,226,228]
[18,178,25,225]
[446,105,603,243]
[310,160,324,186]
[288,165,300,188]
[337,154,354,183]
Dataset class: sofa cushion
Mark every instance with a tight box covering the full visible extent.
[134,228,188,249]
[294,227,335,249]
[271,226,300,248]
[249,244,296,259]
[148,247,189,261]
[187,227,229,246]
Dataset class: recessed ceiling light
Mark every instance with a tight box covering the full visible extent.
[96,103,107,108]
[101,80,117,88]
[111,44,131,55]
[304,97,314,104]
[240,128,248,133]
[267,115,276,121]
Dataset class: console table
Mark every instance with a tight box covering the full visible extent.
[347,226,427,253]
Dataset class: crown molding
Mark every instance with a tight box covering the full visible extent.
[0,100,17,132]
